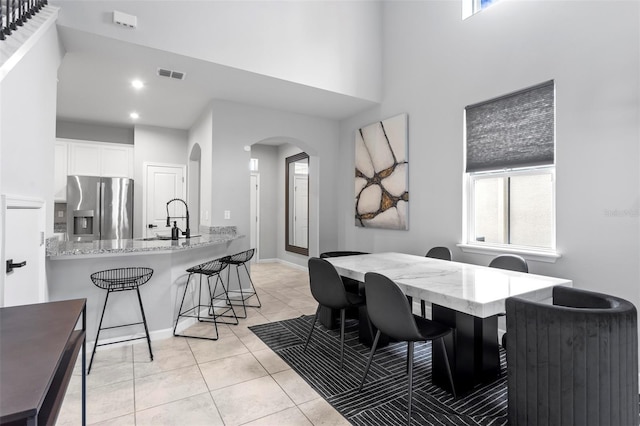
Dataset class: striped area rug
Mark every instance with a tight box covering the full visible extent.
[249,315,508,426]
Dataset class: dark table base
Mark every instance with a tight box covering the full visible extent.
[431,304,500,395]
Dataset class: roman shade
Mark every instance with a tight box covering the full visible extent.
[466,80,555,173]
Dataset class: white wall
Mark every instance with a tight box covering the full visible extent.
[188,105,213,228]
[189,99,339,267]
[0,24,64,235]
[338,1,640,308]
[52,0,382,103]
[133,124,188,237]
[56,120,134,144]
[250,144,279,260]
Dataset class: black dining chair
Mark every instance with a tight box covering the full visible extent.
[360,272,456,425]
[489,254,528,348]
[488,254,528,273]
[412,246,454,317]
[304,257,366,369]
[425,246,452,261]
[317,251,369,328]
[506,286,638,425]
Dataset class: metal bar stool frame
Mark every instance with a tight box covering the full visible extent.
[173,257,239,341]
[88,267,154,374]
[223,249,261,319]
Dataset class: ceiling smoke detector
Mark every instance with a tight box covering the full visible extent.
[157,68,186,81]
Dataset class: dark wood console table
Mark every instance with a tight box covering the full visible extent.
[0,299,86,425]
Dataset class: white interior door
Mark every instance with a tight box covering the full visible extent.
[144,164,186,238]
[250,173,260,263]
[293,175,308,248]
[1,196,46,307]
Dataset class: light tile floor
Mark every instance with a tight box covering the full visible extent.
[57,262,350,426]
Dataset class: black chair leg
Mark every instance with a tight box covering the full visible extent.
[241,262,262,308]
[304,306,320,352]
[226,266,248,319]
[420,300,426,318]
[135,286,153,361]
[339,308,346,369]
[211,274,239,324]
[173,273,193,336]
[359,330,381,391]
[196,274,204,321]
[438,338,457,399]
[88,289,111,374]
[204,275,220,337]
[407,341,414,426]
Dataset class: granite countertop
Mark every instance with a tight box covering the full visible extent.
[47,227,242,259]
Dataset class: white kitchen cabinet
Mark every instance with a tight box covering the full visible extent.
[62,139,133,178]
[68,142,101,176]
[54,142,68,201]
[55,139,135,201]
[100,144,134,178]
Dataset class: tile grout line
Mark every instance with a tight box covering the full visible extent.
[188,337,228,425]
[59,263,345,425]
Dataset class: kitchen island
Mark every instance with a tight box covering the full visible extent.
[47,227,246,343]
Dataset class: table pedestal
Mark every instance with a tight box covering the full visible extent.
[432,304,500,395]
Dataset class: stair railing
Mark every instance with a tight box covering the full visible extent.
[1,0,48,41]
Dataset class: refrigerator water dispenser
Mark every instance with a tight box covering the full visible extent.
[72,210,95,237]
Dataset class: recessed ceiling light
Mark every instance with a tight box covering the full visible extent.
[130,112,139,119]
[131,80,144,89]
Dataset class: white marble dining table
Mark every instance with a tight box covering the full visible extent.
[325,252,572,394]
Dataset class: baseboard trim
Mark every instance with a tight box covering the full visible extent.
[257,258,308,271]
[88,319,198,352]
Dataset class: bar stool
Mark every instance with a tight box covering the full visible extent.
[223,249,261,318]
[88,267,154,374]
[173,256,238,341]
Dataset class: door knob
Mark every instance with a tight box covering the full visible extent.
[6,259,27,274]
[148,224,158,229]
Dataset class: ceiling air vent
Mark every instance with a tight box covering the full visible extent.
[157,68,186,80]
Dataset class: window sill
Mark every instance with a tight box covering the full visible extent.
[456,243,561,263]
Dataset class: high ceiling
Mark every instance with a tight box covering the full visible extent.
[56,26,378,130]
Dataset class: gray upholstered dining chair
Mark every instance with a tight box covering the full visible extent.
[488,254,528,273]
[425,246,452,261]
[414,246,454,317]
[506,286,638,426]
[303,257,366,369]
[317,251,369,328]
[489,253,528,348]
[360,272,456,425]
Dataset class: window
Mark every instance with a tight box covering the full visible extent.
[463,0,501,19]
[464,81,556,254]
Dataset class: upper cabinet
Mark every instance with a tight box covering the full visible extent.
[99,144,134,178]
[66,140,133,178]
[55,139,134,202]
[67,142,101,176]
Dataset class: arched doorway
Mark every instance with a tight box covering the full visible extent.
[249,137,318,267]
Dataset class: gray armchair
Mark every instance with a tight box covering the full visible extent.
[506,286,638,426]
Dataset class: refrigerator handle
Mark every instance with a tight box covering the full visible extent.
[98,181,104,239]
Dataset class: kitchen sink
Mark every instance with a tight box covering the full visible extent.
[137,234,201,241]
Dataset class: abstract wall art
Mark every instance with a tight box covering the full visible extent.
[355,113,408,230]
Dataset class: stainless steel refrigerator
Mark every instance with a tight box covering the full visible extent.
[67,176,134,242]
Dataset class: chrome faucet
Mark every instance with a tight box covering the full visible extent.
[166,198,190,238]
